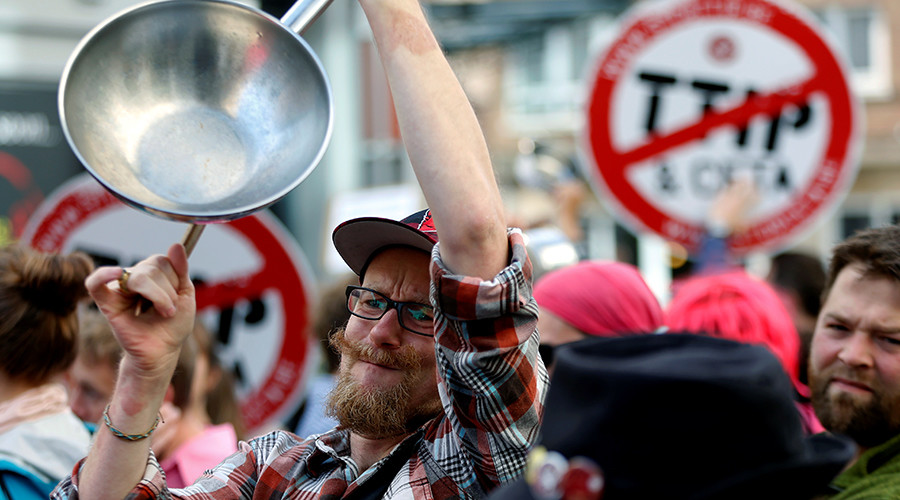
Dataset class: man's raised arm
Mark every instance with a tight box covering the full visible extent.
[68,244,196,500]
[357,0,508,279]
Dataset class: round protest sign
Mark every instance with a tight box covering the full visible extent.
[583,0,862,253]
[22,174,316,433]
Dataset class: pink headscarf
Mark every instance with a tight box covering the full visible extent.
[665,271,806,397]
[533,261,664,337]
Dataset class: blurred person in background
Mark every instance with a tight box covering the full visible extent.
[199,324,246,444]
[0,244,94,498]
[291,274,354,438]
[533,260,664,370]
[68,309,244,488]
[509,138,593,270]
[512,139,587,243]
[666,270,822,434]
[689,177,758,276]
[809,226,900,498]
[67,310,245,435]
[693,176,828,390]
[767,251,826,387]
[151,321,243,488]
[488,334,854,500]
[685,176,828,396]
[66,308,123,426]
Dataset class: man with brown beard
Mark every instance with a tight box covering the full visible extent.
[809,225,900,499]
[50,0,546,499]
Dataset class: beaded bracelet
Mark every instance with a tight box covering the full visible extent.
[102,404,164,441]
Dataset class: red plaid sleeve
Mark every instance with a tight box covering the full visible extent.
[429,228,549,493]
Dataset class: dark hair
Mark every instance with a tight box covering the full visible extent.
[769,252,826,318]
[198,321,246,440]
[0,244,94,384]
[314,274,356,373]
[171,320,247,440]
[823,226,900,303]
[169,323,199,411]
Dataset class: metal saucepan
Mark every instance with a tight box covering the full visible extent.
[59,0,335,254]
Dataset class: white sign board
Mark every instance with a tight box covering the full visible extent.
[583,0,862,253]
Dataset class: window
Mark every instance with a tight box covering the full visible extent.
[517,36,546,86]
[813,6,892,100]
[847,9,873,69]
[361,143,409,186]
[570,20,591,81]
[504,14,619,133]
[841,213,871,240]
[836,192,900,241]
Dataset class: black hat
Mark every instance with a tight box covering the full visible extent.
[332,209,438,277]
[491,334,854,500]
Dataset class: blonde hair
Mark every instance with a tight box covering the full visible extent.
[77,307,124,369]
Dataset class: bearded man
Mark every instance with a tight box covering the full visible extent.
[50,0,546,499]
[809,225,900,499]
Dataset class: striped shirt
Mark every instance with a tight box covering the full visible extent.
[52,229,547,499]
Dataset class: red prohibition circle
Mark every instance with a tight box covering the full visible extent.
[584,0,859,253]
[24,178,311,431]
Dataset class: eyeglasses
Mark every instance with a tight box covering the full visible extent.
[345,286,435,337]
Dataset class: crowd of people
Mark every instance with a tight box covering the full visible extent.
[1,1,899,499]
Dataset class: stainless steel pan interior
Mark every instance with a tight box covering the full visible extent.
[58,0,334,223]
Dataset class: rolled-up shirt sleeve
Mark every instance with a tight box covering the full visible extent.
[429,228,548,489]
[52,450,171,500]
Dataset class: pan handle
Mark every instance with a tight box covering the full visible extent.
[282,0,335,35]
[182,224,205,258]
[134,223,205,315]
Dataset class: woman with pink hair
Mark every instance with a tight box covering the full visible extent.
[666,271,823,434]
[533,260,664,368]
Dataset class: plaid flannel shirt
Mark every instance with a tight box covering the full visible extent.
[52,229,547,500]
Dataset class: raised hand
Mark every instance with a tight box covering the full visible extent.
[84,243,196,376]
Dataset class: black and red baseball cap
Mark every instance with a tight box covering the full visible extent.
[332,209,439,277]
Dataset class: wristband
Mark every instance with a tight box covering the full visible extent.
[102,404,164,441]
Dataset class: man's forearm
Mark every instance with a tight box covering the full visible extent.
[71,245,194,499]
[358,0,508,279]
[78,356,176,500]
